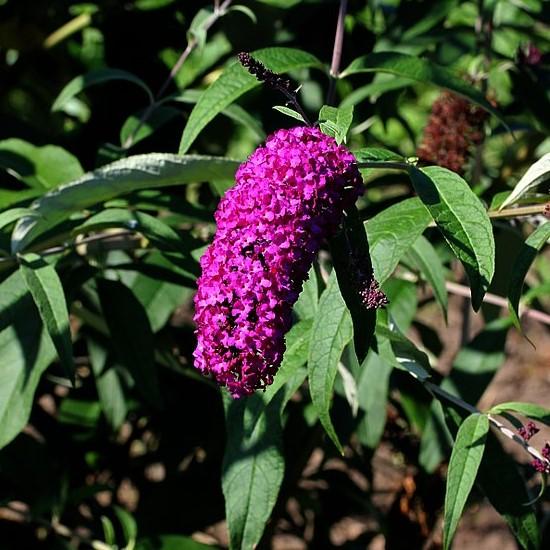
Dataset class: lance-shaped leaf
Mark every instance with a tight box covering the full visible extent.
[88,339,128,431]
[477,432,540,550]
[97,278,161,408]
[366,197,432,284]
[222,391,285,549]
[308,272,353,453]
[340,52,504,125]
[508,222,550,330]
[499,153,550,210]
[443,413,489,550]
[407,234,448,319]
[178,47,322,154]
[0,208,39,232]
[19,253,75,381]
[409,167,495,311]
[0,271,56,449]
[331,205,376,363]
[0,138,84,190]
[488,402,550,427]
[72,208,186,254]
[52,68,154,112]
[11,154,240,252]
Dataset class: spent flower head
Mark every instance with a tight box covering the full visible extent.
[417,91,487,174]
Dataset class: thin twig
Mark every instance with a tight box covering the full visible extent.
[0,230,139,268]
[424,381,550,467]
[445,280,550,326]
[488,204,549,219]
[123,0,233,149]
[326,0,348,105]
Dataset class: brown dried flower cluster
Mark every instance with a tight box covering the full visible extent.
[417,91,488,174]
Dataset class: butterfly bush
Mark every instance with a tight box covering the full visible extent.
[193,126,363,397]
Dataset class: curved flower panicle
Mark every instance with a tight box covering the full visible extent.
[193,126,363,397]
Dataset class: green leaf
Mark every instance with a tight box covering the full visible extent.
[11,153,240,252]
[419,400,453,473]
[113,505,138,549]
[308,272,353,453]
[0,138,84,190]
[73,208,186,254]
[88,339,128,430]
[366,197,432,284]
[134,0,177,10]
[353,147,404,162]
[101,515,117,546]
[401,0,458,39]
[340,52,504,125]
[409,167,495,311]
[293,266,320,321]
[171,89,266,142]
[488,402,550,426]
[52,68,154,112]
[96,278,161,408]
[508,222,550,329]
[407,234,448,319]
[443,413,489,550]
[272,105,306,123]
[356,349,393,448]
[318,104,354,144]
[383,278,418,333]
[178,47,322,154]
[222,391,285,550]
[129,254,194,332]
[331,205,376,362]
[187,8,212,49]
[376,324,431,381]
[58,398,101,428]
[340,76,413,108]
[477,432,540,550]
[228,5,258,24]
[263,319,312,405]
[499,152,550,210]
[19,253,75,381]
[120,106,181,148]
[0,270,56,449]
[0,208,39,232]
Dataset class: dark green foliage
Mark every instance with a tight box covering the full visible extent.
[1,1,550,548]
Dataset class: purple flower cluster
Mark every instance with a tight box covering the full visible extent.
[533,442,550,473]
[518,421,539,441]
[193,127,363,397]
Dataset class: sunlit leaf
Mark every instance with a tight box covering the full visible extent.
[341,52,505,125]
[499,153,550,210]
[12,154,240,252]
[409,167,495,311]
[19,253,74,381]
[178,47,322,154]
[223,391,285,549]
[443,413,489,550]
[308,272,353,453]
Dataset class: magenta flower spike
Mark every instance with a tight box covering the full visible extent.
[193,126,363,397]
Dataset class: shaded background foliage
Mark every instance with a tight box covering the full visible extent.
[1,0,550,549]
